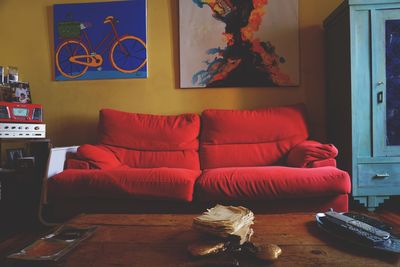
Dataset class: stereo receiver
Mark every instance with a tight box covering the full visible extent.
[0,123,46,138]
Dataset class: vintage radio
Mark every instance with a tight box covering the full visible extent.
[0,102,43,123]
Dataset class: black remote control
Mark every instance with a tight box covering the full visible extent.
[316,211,400,253]
[343,212,393,232]
[319,214,388,246]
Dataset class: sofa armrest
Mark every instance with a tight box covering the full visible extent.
[65,158,90,170]
[43,146,79,205]
[309,158,337,168]
[287,140,338,168]
[76,144,122,170]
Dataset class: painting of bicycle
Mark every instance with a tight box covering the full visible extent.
[53,0,147,81]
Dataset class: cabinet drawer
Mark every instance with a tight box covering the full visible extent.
[358,163,400,187]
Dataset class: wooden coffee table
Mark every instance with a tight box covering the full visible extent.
[3,213,400,266]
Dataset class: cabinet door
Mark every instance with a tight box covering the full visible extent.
[372,9,400,156]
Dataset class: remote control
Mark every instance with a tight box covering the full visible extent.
[319,214,387,245]
[316,211,400,253]
[385,238,400,253]
[325,211,391,239]
[343,212,393,232]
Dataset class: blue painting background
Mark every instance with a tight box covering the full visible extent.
[54,0,147,80]
[386,20,400,145]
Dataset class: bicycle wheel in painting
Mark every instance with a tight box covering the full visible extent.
[110,35,147,73]
[56,40,89,79]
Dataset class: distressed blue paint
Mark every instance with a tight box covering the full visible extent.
[324,0,400,211]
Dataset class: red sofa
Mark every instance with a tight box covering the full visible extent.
[47,104,351,218]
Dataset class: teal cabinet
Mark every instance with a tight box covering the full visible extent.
[325,0,400,210]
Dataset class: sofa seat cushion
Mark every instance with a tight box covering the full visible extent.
[196,166,351,201]
[48,168,201,202]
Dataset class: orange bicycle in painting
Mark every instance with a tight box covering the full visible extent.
[55,16,147,79]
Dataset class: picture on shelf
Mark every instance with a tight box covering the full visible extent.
[8,66,19,83]
[10,82,32,104]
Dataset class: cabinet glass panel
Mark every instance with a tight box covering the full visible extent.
[372,10,400,156]
[386,20,400,146]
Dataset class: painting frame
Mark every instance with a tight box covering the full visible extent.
[53,0,148,81]
[179,0,300,88]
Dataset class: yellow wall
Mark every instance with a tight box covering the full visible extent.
[0,0,343,147]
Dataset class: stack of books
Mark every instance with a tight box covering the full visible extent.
[193,204,255,244]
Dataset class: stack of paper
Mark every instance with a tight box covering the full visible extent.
[193,205,254,244]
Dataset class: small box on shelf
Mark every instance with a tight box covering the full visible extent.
[15,157,35,169]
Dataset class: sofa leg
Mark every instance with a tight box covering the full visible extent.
[37,203,60,227]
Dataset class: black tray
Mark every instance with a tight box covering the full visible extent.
[7,225,97,261]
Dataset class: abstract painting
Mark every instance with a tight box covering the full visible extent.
[179,0,299,88]
[53,0,147,81]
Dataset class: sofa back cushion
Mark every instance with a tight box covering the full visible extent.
[200,104,309,169]
[98,109,200,170]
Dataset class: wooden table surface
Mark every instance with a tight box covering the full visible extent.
[2,212,400,267]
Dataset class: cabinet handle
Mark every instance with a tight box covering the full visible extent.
[377,92,383,104]
[374,173,390,179]
[377,81,384,86]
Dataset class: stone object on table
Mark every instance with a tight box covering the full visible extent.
[254,243,282,261]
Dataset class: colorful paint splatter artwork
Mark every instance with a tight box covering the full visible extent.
[386,19,400,145]
[179,0,299,88]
